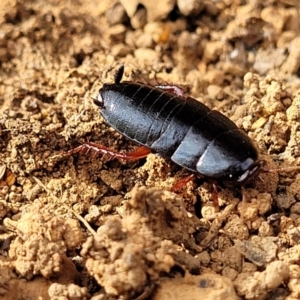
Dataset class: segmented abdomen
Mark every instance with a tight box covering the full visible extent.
[100,82,242,172]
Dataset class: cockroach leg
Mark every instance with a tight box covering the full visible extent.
[123,145,152,160]
[155,85,185,96]
[172,174,196,192]
[172,175,220,208]
[239,186,248,222]
[211,181,219,207]
[262,165,300,174]
[67,143,151,162]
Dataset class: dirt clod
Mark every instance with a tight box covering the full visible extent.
[1,0,300,299]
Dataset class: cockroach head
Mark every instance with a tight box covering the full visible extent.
[92,93,103,108]
[236,159,265,185]
[93,65,124,108]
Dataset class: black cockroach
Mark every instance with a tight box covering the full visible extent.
[70,65,264,188]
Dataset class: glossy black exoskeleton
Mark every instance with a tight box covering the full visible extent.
[94,65,262,185]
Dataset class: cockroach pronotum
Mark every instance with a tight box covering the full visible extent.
[70,65,263,188]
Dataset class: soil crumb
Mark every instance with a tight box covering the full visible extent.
[1,0,300,299]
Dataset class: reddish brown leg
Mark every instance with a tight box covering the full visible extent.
[123,146,152,160]
[262,165,300,173]
[211,182,219,207]
[172,174,196,192]
[155,85,185,96]
[67,142,151,161]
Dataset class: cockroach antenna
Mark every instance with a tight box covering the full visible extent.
[114,65,124,84]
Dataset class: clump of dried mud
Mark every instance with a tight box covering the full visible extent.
[1,0,300,299]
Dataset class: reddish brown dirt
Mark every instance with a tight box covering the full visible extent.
[1,1,300,299]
